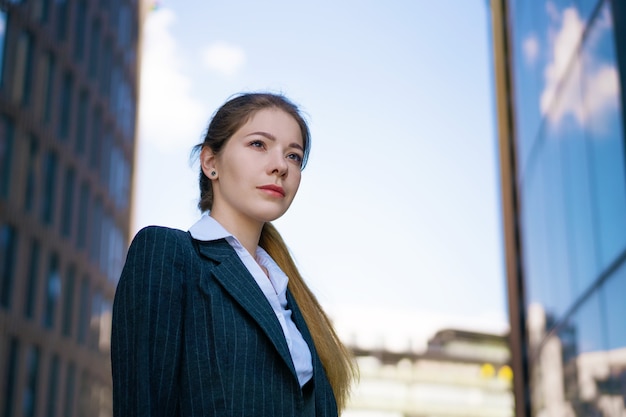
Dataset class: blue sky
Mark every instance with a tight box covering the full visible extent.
[133,0,508,350]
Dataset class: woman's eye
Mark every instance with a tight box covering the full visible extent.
[249,140,265,148]
[287,153,303,164]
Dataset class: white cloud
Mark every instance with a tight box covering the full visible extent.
[201,41,247,77]
[523,34,539,66]
[138,9,208,151]
[539,6,620,130]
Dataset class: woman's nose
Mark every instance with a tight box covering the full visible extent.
[269,152,288,176]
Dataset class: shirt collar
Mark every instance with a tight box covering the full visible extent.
[188,214,231,242]
[188,215,288,294]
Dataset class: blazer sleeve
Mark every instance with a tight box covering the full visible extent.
[111,226,188,417]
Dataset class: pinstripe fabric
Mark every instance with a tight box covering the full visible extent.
[111,226,338,416]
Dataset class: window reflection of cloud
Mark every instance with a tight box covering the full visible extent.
[522,33,540,66]
[539,5,619,131]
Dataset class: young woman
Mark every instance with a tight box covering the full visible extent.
[111,92,357,416]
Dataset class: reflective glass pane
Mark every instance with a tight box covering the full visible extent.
[602,260,626,350]
[582,2,626,270]
[0,10,6,85]
[560,121,598,297]
[521,163,553,314]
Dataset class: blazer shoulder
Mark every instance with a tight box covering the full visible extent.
[132,225,191,245]
[128,225,196,261]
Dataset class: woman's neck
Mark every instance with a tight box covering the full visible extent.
[209,210,263,257]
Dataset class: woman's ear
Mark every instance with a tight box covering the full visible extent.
[200,147,218,179]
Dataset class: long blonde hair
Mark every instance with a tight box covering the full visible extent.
[260,222,358,411]
[194,92,358,410]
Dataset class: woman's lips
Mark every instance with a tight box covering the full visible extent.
[258,184,285,197]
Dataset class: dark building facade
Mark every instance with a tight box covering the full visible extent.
[491,0,626,416]
[0,1,143,416]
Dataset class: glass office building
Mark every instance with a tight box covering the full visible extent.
[491,0,626,416]
[0,1,143,416]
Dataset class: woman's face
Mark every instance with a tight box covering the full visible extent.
[203,108,304,226]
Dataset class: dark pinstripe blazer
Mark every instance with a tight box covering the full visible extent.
[111,226,338,417]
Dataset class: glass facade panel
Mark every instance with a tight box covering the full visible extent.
[64,362,76,417]
[2,338,19,417]
[23,345,40,417]
[30,0,51,23]
[41,149,58,225]
[77,182,89,250]
[43,253,61,329]
[58,71,73,141]
[77,276,89,345]
[581,2,626,270]
[12,31,34,106]
[500,0,626,415]
[521,164,553,315]
[0,10,6,86]
[73,0,86,61]
[62,264,76,337]
[61,167,75,238]
[46,354,60,417]
[24,135,39,212]
[23,239,40,319]
[88,19,100,79]
[602,261,626,350]
[90,107,102,169]
[0,116,14,199]
[54,0,68,42]
[41,52,56,124]
[0,223,17,308]
[75,89,89,154]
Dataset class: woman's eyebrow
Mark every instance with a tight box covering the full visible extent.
[246,131,303,151]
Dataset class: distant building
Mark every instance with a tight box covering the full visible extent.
[490,0,626,416]
[0,1,144,416]
[344,328,513,417]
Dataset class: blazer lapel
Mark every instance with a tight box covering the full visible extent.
[194,238,297,379]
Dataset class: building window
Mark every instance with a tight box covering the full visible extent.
[54,0,68,42]
[88,19,101,80]
[2,338,19,417]
[90,198,102,264]
[73,0,86,61]
[90,107,102,170]
[100,130,112,187]
[0,116,14,199]
[77,276,89,345]
[64,362,76,416]
[61,264,75,337]
[41,51,56,124]
[100,37,112,96]
[24,135,39,212]
[45,354,60,417]
[89,289,102,351]
[42,253,61,329]
[41,149,58,225]
[110,146,130,210]
[30,0,50,23]
[77,182,89,250]
[0,10,6,86]
[0,223,17,309]
[60,167,75,238]
[12,30,34,107]
[23,345,40,417]
[75,89,89,155]
[58,71,73,142]
[23,239,40,319]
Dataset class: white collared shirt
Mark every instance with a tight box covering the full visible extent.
[189,215,313,387]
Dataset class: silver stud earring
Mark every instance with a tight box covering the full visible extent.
[210,170,217,177]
